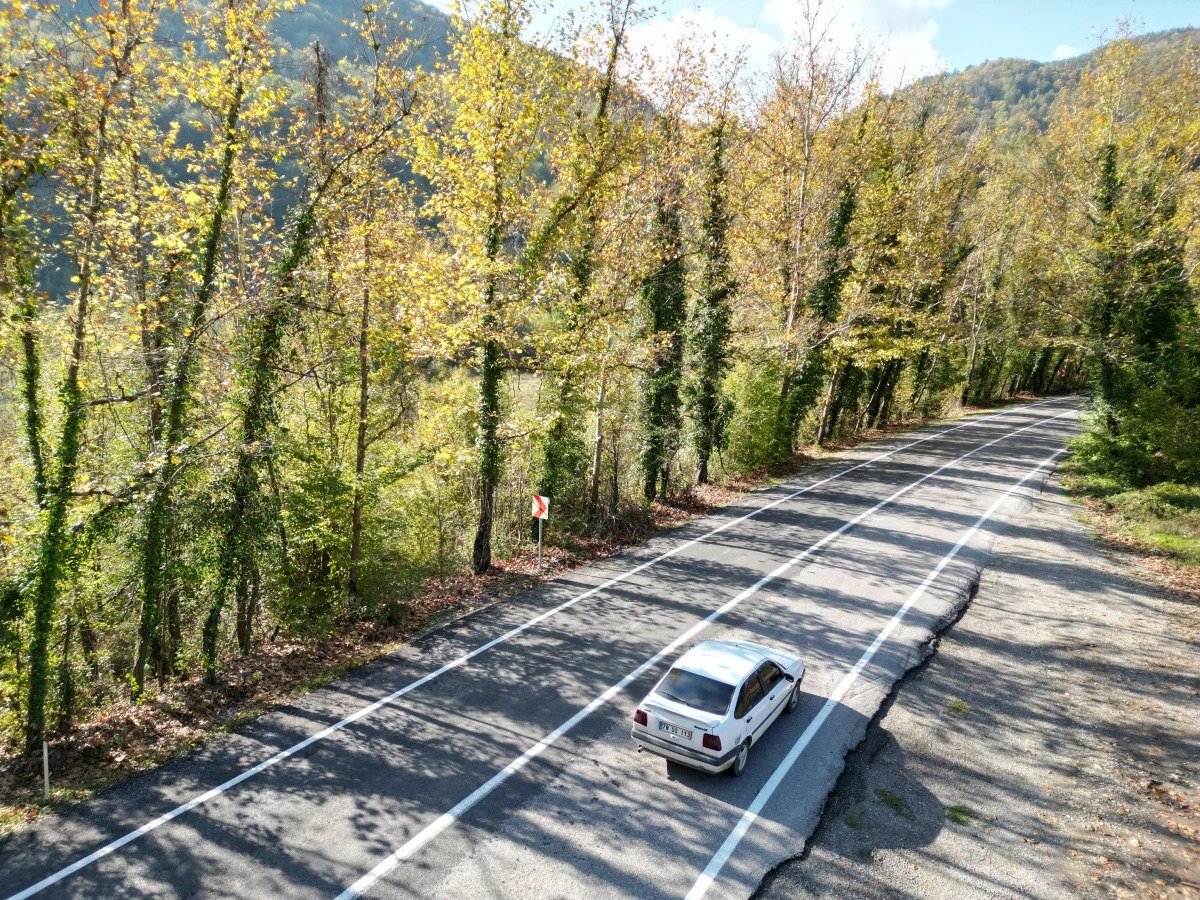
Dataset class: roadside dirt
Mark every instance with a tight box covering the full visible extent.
[757,474,1199,899]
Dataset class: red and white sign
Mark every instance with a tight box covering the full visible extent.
[531,495,550,520]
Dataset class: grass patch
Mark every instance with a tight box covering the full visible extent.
[857,847,877,862]
[1106,483,1200,566]
[945,804,976,826]
[843,811,863,829]
[1064,445,1200,570]
[876,788,913,819]
[945,697,972,716]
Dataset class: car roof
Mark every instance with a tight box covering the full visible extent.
[673,640,773,687]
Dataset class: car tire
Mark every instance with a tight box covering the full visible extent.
[730,740,750,777]
[785,684,800,714]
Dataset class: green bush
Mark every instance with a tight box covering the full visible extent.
[722,357,788,472]
[1111,482,1200,518]
[1066,426,1200,567]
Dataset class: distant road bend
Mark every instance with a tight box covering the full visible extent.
[1,398,1081,900]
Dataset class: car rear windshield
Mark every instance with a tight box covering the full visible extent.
[657,668,735,716]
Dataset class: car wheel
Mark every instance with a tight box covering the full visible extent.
[785,684,800,714]
[730,740,750,777]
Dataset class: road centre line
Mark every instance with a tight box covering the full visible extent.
[333,407,1076,900]
[4,399,1069,900]
[685,444,1068,900]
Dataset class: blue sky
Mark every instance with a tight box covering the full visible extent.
[684,0,1196,70]
[427,1,1197,88]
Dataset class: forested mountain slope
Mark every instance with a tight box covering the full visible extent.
[932,27,1199,133]
[271,0,449,63]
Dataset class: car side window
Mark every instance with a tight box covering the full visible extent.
[735,672,765,718]
[758,661,783,693]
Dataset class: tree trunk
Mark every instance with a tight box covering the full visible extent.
[17,290,46,507]
[534,381,575,541]
[137,81,246,694]
[858,367,885,431]
[637,182,686,505]
[688,116,734,486]
[864,359,901,430]
[56,615,74,732]
[206,205,319,680]
[609,424,620,520]
[642,455,658,503]
[778,183,855,454]
[348,224,372,608]
[827,362,859,441]
[587,358,609,520]
[815,362,843,445]
[962,290,981,406]
[25,85,115,748]
[471,324,502,575]
[911,332,948,411]
[876,361,902,427]
[163,584,182,679]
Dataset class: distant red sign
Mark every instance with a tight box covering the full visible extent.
[532,495,550,520]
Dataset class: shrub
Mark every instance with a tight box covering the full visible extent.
[722,357,788,473]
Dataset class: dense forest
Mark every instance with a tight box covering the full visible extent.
[937,27,1197,134]
[0,0,1196,758]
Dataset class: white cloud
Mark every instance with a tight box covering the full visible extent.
[623,8,781,100]
[1049,43,1080,61]
[625,8,781,75]
[422,1,956,94]
[762,0,952,90]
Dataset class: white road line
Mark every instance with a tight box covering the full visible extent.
[4,399,1068,900]
[333,408,1076,900]
[684,445,1068,900]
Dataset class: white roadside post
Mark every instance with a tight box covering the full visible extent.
[43,741,49,800]
[531,495,550,570]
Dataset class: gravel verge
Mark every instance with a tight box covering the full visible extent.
[757,473,1199,899]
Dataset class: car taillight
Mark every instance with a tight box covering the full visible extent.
[633,709,648,726]
[703,734,722,751]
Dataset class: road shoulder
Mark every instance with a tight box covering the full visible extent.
[758,474,1200,900]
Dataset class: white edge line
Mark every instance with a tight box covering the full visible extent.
[6,399,1069,900]
[332,408,1076,900]
[684,445,1068,900]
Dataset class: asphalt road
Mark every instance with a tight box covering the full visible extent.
[0,399,1081,900]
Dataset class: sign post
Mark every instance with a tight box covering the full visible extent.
[531,495,550,570]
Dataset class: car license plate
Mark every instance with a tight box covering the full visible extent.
[659,721,692,740]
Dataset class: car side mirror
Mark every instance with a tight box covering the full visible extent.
[782,673,795,683]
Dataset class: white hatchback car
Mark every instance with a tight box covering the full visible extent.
[631,639,805,776]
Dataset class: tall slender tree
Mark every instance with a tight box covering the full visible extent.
[204,10,416,680]
[20,0,156,745]
[133,0,288,693]
[530,0,635,522]
[638,173,687,502]
[686,114,735,485]
[412,0,567,574]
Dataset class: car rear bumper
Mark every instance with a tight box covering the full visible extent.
[631,728,737,774]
